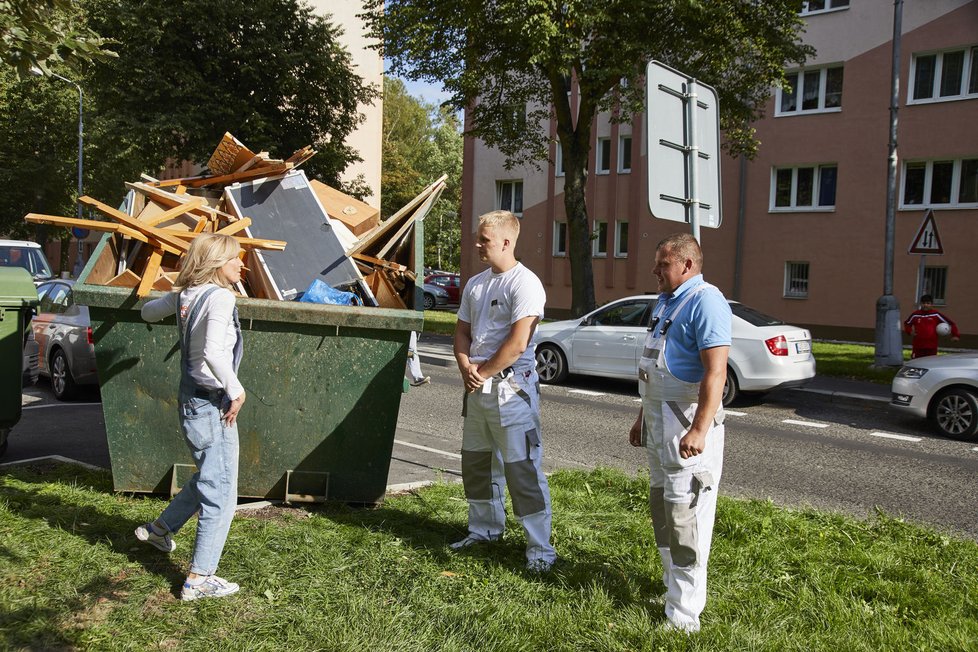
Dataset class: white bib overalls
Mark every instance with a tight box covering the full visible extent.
[638,285,725,632]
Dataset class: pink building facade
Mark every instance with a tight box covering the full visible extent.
[460,0,978,343]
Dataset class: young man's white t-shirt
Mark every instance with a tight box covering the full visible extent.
[457,262,546,370]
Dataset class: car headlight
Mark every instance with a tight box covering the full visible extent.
[896,367,928,379]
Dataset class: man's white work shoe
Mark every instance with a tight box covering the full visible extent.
[449,534,499,551]
[180,576,240,601]
[526,558,555,573]
[134,523,175,553]
[410,376,430,386]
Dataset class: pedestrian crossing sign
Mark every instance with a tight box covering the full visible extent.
[908,209,943,255]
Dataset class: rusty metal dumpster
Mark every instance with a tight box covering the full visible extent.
[72,233,423,504]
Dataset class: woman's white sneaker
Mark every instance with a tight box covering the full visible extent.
[180,575,240,601]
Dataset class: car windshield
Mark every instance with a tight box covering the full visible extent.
[731,303,785,327]
[0,246,53,280]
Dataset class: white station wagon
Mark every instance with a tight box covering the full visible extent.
[533,295,816,406]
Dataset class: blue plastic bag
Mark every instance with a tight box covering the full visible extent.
[297,279,362,306]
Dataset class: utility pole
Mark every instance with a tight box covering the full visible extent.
[875,0,904,367]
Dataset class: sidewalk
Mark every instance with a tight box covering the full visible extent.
[415,333,893,406]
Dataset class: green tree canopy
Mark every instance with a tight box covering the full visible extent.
[366,0,813,315]
[83,0,376,201]
[382,77,462,272]
[0,0,115,77]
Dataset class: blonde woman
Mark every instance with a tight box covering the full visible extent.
[135,233,246,601]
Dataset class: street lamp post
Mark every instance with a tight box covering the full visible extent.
[31,68,85,272]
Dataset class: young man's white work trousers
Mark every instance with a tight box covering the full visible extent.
[460,369,556,564]
[642,395,724,633]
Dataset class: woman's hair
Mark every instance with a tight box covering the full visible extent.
[173,233,242,291]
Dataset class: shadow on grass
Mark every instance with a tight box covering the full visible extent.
[307,492,663,615]
[0,464,187,586]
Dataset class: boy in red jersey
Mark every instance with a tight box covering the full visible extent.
[904,294,959,358]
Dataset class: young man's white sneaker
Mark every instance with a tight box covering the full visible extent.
[134,522,175,553]
[448,534,498,551]
[180,575,240,601]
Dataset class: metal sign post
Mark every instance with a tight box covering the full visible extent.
[646,60,722,241]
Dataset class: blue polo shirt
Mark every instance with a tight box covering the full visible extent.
[656,274,732,383]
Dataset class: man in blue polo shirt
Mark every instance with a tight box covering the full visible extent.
[628,233,731,633]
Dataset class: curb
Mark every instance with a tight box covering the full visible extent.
[790,386,889,406]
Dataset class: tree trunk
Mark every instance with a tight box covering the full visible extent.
[563,158,595,317]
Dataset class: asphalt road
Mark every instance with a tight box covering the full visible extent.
[6,351,978,541]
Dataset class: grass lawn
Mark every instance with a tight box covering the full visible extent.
[2,462,977,650]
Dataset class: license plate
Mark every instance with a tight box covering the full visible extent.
[795,341,811,354]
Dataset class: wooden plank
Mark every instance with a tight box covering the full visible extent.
[161,163,293,190]
[25,213,148,242]
[309,179,380,236]
[215,217,252,235]
[140,197,206,227]
[348,176,446,257]
[126,182,233,222]
[137,249,163,298]
[79,196,190,254]
[364,270,407,310]
[156,229,287,250]
[192,217,208,233]
[105,268,141,288]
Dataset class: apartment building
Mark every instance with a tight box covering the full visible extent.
[460,0,978,342]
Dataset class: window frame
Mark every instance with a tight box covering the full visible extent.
[553,221,568,257]
[770,164,838,212]
[596,137,611,175]
[899,158,978,209]
[618,135,632,173]
[555,142,566,177]
[614,220,628,258]
[909,46,978,105]
[495,180,524,216]
[799,0,850,16]
[784,261,810,299]
[920,266,948,306]
[776,65,845,116]
[591,220,608,258]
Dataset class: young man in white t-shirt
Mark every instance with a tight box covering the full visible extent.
[451,210,557,572]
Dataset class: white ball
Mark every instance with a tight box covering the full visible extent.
[937,322,951,336]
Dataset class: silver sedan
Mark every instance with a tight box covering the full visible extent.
[32,279,98,400]
[891,353,978,440]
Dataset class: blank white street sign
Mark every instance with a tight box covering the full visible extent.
[646,61,722,229]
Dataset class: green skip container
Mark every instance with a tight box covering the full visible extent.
[72,235,423,504]
[0,267,39,456]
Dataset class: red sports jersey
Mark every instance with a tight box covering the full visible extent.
[904,308,959,356]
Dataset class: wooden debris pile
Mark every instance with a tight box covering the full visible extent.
[24,132,445,309]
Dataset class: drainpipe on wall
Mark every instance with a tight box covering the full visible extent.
[732,154,747,301]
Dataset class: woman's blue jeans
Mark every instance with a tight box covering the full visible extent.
[157,391,239,576]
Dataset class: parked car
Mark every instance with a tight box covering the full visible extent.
[533,294,815,406]
[422,282,451,311]
[424,272,461,305]
[0,239,54,283]
[890,353,978,440]
[32,279,98,400]
[23,325,39,386]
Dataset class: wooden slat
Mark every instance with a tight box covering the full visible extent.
[155,229,287,250]
[180,163,293,188]
[80,196,190,254]
[126,182,233,222]
[215,217,252,235]
[105,268,141,288]
[348,176,446,257]
[192,217,208,233]
[25,213,148,243]
[137,249,163,298]
[141,197,206,227]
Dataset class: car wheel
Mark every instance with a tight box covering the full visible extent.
[51,348,77,401]
[423,293,436,311]
[932,388,978,440]
[536,344,568,384]
[722,367,739,407]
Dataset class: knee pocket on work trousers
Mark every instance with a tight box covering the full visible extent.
[502,425,546,516]
[460,450,495,500]
[663,472,715,567]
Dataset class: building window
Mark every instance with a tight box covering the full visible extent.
[496,180,523,215]
[592,220,608,257]
[784,262,810,299]
[901,158,978,208]
[911,46,978,103]
[771,165,837,210]
[777,65,844,115]
[614,220,628,258]
[921,267,948,305]
[597,138,611,174]
[504,103,527,132]
[800,0,849,15]
[553,221,567,256]
[555,142,566,177]
[618,135,632,173]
